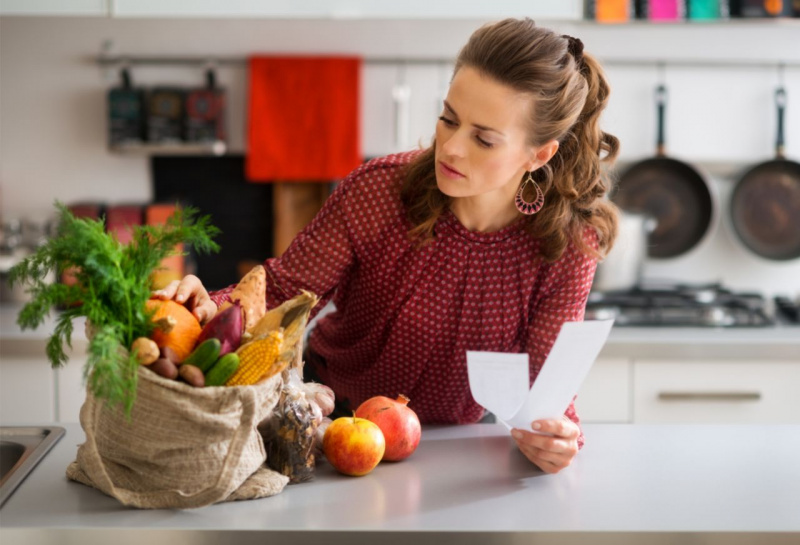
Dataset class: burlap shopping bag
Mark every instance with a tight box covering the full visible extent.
[66,366,289,509]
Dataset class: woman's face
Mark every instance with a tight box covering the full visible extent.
[434,66,540,201]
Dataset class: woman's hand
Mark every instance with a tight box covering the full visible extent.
[511,417,580,474]
[152,275,217,325]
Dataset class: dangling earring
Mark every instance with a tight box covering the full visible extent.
[515,171,544,215]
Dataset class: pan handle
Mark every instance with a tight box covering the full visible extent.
[655,85,668,157]
[775,87,786,159]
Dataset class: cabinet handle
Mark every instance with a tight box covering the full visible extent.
[392,83,411,151]
[658,391,762,402]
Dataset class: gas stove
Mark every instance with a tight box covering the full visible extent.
[585,282,796,328]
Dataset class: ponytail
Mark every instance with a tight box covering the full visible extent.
[527,52,620,261]
[402,19,620,261]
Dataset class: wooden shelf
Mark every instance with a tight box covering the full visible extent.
[109,141,227,156]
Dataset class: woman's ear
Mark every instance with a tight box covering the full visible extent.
[528,140,559,170]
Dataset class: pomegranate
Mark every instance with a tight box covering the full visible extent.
[355,394,421,462]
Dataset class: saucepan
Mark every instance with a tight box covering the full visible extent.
[729,87,800,261]
[612,84,718,259]
[592,211,656,293]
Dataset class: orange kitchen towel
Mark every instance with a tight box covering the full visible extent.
[246,56,362,182]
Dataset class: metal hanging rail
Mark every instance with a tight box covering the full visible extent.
[93,54,800,69]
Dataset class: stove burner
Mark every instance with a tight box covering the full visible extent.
[586,282,774,327]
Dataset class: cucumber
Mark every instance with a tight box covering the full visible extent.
[205,353,240,386]
[183,338,222,373]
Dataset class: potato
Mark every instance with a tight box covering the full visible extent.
[178,364,206,388]
[149,357,179,380]
[131,337,159,366]
[160,345,181,364]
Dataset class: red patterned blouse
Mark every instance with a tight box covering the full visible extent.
[210,151,598,446]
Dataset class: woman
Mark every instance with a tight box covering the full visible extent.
[156,18,619,474]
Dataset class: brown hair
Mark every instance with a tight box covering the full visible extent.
[401,18,620,262]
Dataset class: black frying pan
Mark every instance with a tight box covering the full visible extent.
[613,85,716,259]
[730,87,800,261]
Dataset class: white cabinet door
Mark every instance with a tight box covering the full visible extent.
[0,356,55,425]
[405,64,443,153]
[111,1,582,19]
[0,0,108,16]
[575,358,632,423]
[56,358,86,424]
[362,64,399,158]
[633,360,800,424]
[363,63,450,158]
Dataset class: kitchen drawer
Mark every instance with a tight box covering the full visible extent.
[575,358,632,423]
[633,360,800,424]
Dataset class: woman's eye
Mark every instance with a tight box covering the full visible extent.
[439,115,493,149]
[476,136,494,148]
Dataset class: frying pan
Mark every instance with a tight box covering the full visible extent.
[613,85,717,259]
[729,87,800,261]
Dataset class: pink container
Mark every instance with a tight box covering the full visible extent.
[649,0,681,20]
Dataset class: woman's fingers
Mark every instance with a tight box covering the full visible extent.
[512,417,580,474]
[151,275,217,324]
[531,418,580,439]
[191,296,217,325]
[515,441,570,473]
[152,280,181,300]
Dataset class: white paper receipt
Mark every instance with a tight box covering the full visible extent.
[467,319,614,431]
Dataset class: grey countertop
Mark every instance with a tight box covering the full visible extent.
[0,422,798,545]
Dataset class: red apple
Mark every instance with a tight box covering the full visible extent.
[355,394,421,462]
[323,416,385,476]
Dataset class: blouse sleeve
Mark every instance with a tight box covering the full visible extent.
[209,165,363,320]
[524,229,599,449]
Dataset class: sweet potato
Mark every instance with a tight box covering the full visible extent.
[228,265,267,332]
[197,300,243,356]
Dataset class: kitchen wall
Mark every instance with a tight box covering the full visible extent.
[1,16,799,297]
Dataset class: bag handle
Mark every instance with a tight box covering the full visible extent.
[79,379,262,509]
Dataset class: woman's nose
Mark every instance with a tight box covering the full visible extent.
[440,130,466,158]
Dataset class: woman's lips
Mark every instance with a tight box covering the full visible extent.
[438,161,465,179]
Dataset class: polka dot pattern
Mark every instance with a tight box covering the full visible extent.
[211,151,598,448]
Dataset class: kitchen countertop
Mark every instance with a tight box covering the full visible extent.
[0,423,798,545]
[2,303,798,360]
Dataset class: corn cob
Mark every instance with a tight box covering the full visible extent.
[225,330,285,386]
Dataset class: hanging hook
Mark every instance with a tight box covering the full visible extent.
[203,58,218,89]
[656,60,667,87]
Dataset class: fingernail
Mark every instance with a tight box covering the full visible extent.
[176,294,185,302]
[532,422,542,430]
[512,430,522,440]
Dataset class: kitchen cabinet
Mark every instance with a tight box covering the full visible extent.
[0,355,55,425]
[576,353,800,425]
[361,64,400,157]
[575,357,632,423]
[362,63,451,158]
[0,0,108,16]
[0,348,86,425]
[110,1,583,20]
[55,358,87,423]
[633,359,800,424]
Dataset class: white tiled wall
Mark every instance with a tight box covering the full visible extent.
[1,16,798,296]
